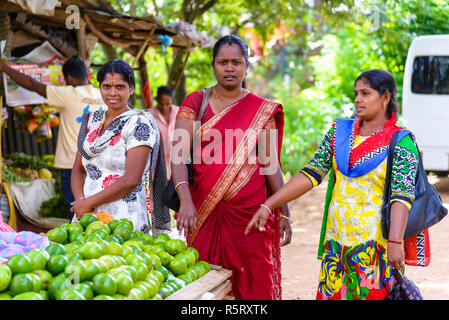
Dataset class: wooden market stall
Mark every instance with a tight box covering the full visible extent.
[0,0,192,108]
[166,265,233,300]
[0,1,234,301]
[0,0,193,231]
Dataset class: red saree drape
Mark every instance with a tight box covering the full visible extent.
[179,91,284,300]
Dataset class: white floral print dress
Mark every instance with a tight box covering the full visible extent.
[74,108,158,232]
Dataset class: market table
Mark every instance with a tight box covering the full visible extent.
[165,265,233,300]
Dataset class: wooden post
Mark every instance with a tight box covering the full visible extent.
[132,29,155,68]
[0,97,3,193]
[76,17,87,62]
[0,97,17,230]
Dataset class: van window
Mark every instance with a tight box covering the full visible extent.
[412,56,449,94]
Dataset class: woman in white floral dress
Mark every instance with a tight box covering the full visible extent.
[70,59,170,233]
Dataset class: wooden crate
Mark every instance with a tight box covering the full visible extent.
[166,265,233,300]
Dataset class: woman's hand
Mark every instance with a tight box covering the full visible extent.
[387,242,405,269]
[387,202,408,269]
[245,207,271,235]
[279,217,292,246]
[70,197,94,221]
[176,200,198,236]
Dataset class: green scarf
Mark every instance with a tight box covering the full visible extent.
[317,168,335,260]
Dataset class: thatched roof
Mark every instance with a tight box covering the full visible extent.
[1,0,190,59]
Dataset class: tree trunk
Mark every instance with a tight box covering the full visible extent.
[167,0,219,103]
[129,0,137,16]
[100,43,117,61]
[167,48,189,105]
[174,75,186,106]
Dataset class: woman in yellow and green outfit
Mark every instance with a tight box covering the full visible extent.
[245,69,422,300]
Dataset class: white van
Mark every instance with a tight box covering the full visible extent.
[402,35,449,174]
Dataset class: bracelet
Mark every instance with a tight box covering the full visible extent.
[280,214,293,223]
[388,239,403,245]
[174,181,189,191]
[260,204,272,215]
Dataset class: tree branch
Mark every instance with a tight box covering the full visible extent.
[230,18,251,34]
[152,0,160,16]
[199,0,219,16]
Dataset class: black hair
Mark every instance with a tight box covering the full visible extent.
[97,59,135,89]
[355,69,399,119]
[212,35,249,88]
[62,57,88,80]
[157,86,174,98]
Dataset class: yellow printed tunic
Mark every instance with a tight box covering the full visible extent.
[326,136,388,247]
[300,127,419,300]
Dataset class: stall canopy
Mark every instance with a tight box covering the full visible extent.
[0,1,197,231]
[2,0,191,61]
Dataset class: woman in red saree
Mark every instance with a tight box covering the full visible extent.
[172,35,292,300]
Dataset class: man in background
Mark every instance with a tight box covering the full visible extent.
[149,86,179,180]
[0,57,104,220]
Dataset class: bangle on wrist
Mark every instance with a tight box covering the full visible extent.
[174,181,189,191]
[260,204,272,215]
[280,214,293,223]
[388,239,403,245]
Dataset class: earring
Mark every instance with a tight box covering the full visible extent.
[383,102,387,109]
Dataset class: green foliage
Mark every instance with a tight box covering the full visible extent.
[5,152,49,170]
[2,163,30,182]
[279,88,337,176]
[39,193,68,219]
[89,0,449,174]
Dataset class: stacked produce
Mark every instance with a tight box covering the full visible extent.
[2,163,30,182]
[2,154,54,183]
[0,215,211,300]
[2,153,68,219]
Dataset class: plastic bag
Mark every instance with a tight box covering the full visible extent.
[0,231,51,264]
[0,211,15,232]
[35,122,52,142]
[8,179,70,229]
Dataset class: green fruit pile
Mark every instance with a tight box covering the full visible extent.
[0,216,211,300]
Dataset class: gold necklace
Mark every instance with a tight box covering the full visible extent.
[214,86,244,112]
[214,86,225,111]
[100,110,109,134]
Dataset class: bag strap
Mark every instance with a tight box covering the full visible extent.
[190,87,212,161]
[198,87,212,121]
[383,129,416,205]
[383,130,401,205]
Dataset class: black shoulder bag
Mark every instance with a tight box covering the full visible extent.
[381,130,448,239]
[162,87,212,211]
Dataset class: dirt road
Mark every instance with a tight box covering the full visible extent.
[281,175,449,300]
